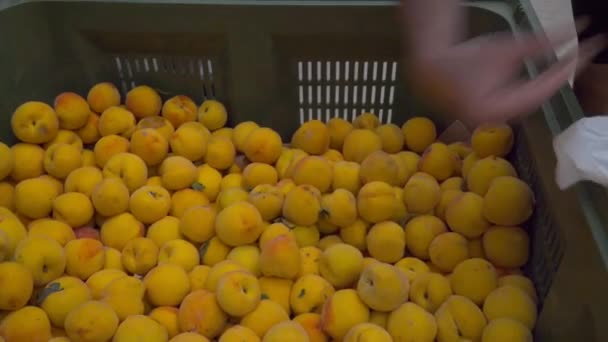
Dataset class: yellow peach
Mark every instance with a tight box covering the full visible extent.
[171,189,210,217]
[471,124,514,158]
[100,212,144,251]
[445,191,490,239]
[410,272,453,313]
[11,101,59,144]
[232,121,260,152]
[216,270,261,316]
[327,117,353,150]
[357,262,409,312]
[54,92,90,129]
[357,181,396,223]
[94,134,130,167]
[14,236,66,286]
[258,276,293,314]
[219,326,259,342]
[320,289,370,340]
[240,300,289,337]
[481,318,533,342]
[342,129,382,163]
[52,192,94,228]
[129,185,171,224]
[450,258,498,305]
[0,306,52,342]
[243,127,283,164]
[98,106,136,138]
[102,152,148,192]
[467,156,517,196]
[243,163,278,189]
[87,82,121,113]
[64,166,103,198]
[162,95,197,128]
[319,243,363,289]
[359,150,400,185]
[429,232,470,273]
[27,219,75,246]
[387,302,437,341]
[130,128,169,166]
[227,245,261,276]
[10,143,44,181]
[331,161,361,193]
[264,321,309,342]
[122,237,159,275]
[137,116,176,141]
[247,185,284,221]
[292,120,330,155]
[114,314,168,341]
[44,129,83,150]
[44,143,83,179]
[483,226,529,268]
[198,99,228,131]
[435,295,487,342]
[15,176,60,219]
[126,85,162,118]
[149,306,181,338]
[260,234,301,280]
[0,262,33,310]
[92,178,130,216]
[483,176,534,226]
[180,205,216,243]
[419,142,457,181]
[65,300,119,341]
[65,238,105,280]
[38,276,91,328]
[402,117,436,153]
[405,215,447,260]
[160,156,198,190]
[283,185,322,226]
[376,123,404,153]
[200,237,231,267]
[483,286,537,329]
[144,263,191,306]
[403,172,440,214]
[170,124,208,162]
[179,289,227,339]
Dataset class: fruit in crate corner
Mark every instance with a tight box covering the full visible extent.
[0,306,52,341]
[54,92,90,130]
[402,117,437,153]
[11,101,59,144]
[291,119,330,155]
[98,106,136,138]
[472,123,514,158]
[387,302,438,341]
[357,262,409,312]
[483,226,530,268]
[481,318,533,342]
[130,128,169,166]
[161,95,197,128]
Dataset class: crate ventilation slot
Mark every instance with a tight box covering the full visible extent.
[296,60,398,125]
[113,55,216,99]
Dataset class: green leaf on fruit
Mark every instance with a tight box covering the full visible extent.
[298,288,306,298]
[36,282,63,306]
[261,293,270,300]
[192,182,205,192]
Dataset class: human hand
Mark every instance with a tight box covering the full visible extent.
[407,30,606,126]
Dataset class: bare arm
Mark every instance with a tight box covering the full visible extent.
[401,0,465,60]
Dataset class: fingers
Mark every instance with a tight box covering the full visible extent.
[575,34,608,75]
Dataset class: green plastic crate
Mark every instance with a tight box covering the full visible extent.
[0,0,606,340]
